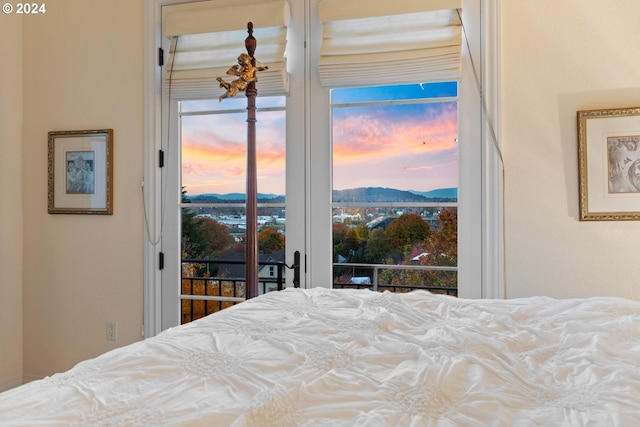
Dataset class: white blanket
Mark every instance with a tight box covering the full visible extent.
[1,288,639,426]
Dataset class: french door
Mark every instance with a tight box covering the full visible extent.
[158,0,316,330]
[162,96,303,329]
[144,0,501,336]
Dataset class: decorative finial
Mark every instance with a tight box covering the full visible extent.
[215,22,268,101]
[245,22,256,59]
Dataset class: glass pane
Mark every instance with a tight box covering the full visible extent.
[179,101,286,323]
[181,110,285,197]
[332,82,457,104]
[331,84,458,295]
[181,96,286,113]
[332,101,458,193]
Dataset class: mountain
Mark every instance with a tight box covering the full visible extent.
[332,187,457,203]
[187,193,284,203]
[187,187,457,203]
[409,188,457,200]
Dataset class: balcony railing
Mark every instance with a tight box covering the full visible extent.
[181,259,457,323]
[181,258,285,324]
[333,263,458,296]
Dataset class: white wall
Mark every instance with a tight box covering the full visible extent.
[21,0,145,378]
[502,0,640,299]
[0,13,24,391]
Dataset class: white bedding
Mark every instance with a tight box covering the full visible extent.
[1,288,639,426]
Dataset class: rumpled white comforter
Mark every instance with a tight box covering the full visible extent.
[1,288,639,426]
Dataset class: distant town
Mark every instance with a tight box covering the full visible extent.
[180,186,460,321]
[183,186,458,236]
[186,186,457,204]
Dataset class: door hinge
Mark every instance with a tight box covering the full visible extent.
[158,252,165,270]
[158,149,165,168]
[158,47,164,67]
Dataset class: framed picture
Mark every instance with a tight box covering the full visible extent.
[578,107,640,221]
[48,129,113,215]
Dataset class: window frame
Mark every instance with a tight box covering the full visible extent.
[143,0,503,338]
[329,83,460,289]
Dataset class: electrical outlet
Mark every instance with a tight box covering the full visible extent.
[106,321,118,341]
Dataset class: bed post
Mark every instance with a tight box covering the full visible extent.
[244,23,258,300]
[216,22,267,300]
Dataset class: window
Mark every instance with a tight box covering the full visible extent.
[144,0,502,336]
[331,82,458,294]
[178,96,286,323]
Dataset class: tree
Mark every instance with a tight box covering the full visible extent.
[181,187,235,259]
[363,227,390,263]
[354,223,370,241]
[181,188,207,258]
[332,222,349,260]
[342,228,362,257]
[258,227,285,253]
[385,213,431,254]
[332,222,349,245]
[423,209,457,266]
[421,209,457,289]
[181,187,237,260]
[194,217,235,258]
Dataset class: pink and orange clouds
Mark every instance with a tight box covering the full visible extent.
[181,111,286,195]
[332,101,458,191]
[180,100,457,195]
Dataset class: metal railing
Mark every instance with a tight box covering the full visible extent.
[181,258,458,323]
[333,262,458,296]
[181,258,286,323]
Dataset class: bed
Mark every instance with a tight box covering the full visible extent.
[1,287,639,426]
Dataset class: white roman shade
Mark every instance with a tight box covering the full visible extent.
[164,0,290,100]
[318,0,462,88]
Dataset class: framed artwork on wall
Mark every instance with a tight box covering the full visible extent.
[578,107,640,221]
[48,129,113,215]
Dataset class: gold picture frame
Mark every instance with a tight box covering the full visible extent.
[578,107,640,221]
[48,129,113,215]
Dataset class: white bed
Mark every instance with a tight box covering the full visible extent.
[1,287,639,426]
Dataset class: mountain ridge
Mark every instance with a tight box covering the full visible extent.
[186,187,457,203]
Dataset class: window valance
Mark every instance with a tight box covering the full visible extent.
[318,0,462,88]
[163,0,290,100]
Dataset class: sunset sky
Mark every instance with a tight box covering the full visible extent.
[180,83,458,196]
[181,106,286,196]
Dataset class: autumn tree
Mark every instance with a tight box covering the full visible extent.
[332,222,349,260]
[258,227,285,253]
[421,209,457,289]
[354,223,370,241]
[194,217,236,258]
[424,209,457,265]
[181,188,207,258]
[342,228,362,257]
[332,222,349,245]
[385,213,431,255]
[363,227,390,263]
[181,187,235,259]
